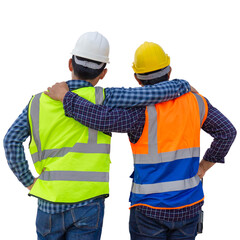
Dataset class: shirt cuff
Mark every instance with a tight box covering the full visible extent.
[180,80,191,95]
[203,151,225,164]
[19,170,35,187]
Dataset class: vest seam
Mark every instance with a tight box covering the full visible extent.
[28,193,109,204]
[129,197,204,210]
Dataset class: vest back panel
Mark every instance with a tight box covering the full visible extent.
[28,87,111,203]
[130,92,208,209]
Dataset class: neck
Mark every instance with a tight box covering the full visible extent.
[71,74,99,86]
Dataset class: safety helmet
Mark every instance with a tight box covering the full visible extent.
[71,32,110,63]
[132,42,170,73]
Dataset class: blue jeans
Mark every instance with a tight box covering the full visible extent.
[129,207,199,240]
[36,198,105,240]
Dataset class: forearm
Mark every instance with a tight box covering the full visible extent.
[4,140,35,187]
[103,79,190,107]
[64,92,144,133]
[198,159,215,179]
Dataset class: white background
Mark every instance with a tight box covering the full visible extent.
[0,0,239,239]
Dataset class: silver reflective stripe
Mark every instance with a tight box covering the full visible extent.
[32,143,110,163]
[132,175,200,194]
[30,93,42,161]
[147,106,158,157]
[192,93,206,126]
[39,171,109,182]
[88,87,103,144]
[30,88,109,163]
[95,86,104,105]
[133,147,200,164]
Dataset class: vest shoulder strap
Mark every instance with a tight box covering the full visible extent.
[192,93,208,126]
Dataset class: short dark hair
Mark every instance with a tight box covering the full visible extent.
[72,56,106,80]
[137,68,169,86]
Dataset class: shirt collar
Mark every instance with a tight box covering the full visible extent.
[66,80,93,91]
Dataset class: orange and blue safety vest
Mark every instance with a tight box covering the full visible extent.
[130,92,208,209]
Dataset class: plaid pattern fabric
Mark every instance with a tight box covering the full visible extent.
[37,197,100,214]
[4,79,190,214]
[103,79,190,108]
[137,201,204,222]
[3,106,34,187]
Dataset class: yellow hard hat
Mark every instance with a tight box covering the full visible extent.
[132,42,170,74]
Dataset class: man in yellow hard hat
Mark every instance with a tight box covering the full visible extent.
[45,41,236,240]
[3,33,192,240]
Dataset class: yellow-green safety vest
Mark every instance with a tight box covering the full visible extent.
[28,86,111,203]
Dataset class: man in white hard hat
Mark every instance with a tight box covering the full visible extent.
[4,32,191,240]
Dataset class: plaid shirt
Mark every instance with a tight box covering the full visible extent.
[63,86,237,221]
[3,79,190,214]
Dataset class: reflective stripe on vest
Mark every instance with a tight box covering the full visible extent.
[39,170,109,182]
[192,93,206,127]
[132,175,200,195]
[30,87,110,164]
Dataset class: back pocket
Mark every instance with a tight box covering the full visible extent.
[36,209,51,237]
[71,202,101,230]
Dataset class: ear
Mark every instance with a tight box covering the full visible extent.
[134,74,143,86]
[69,58,73,72]
[168,66,172,79]
[99,68,108,79]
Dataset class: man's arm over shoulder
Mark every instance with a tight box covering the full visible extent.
[3,105,35,188]
[45,79,191,107]
[103,79,190,107]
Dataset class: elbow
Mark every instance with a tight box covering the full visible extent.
[226,124,237,144]
[232,126,237,141]
[3,130,15,152]
[3,132,10,150]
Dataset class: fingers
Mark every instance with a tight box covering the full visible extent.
[44,84,57,95]
[44,87,51,96]
[43,82,68,100]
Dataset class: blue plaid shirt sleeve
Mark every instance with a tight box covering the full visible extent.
[103,79,190,107]
[3,105,35,187]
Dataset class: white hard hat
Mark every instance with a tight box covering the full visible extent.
[71,32,110,63]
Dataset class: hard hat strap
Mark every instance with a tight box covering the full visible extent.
[74,56,105,70]
[136,66,170,81]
